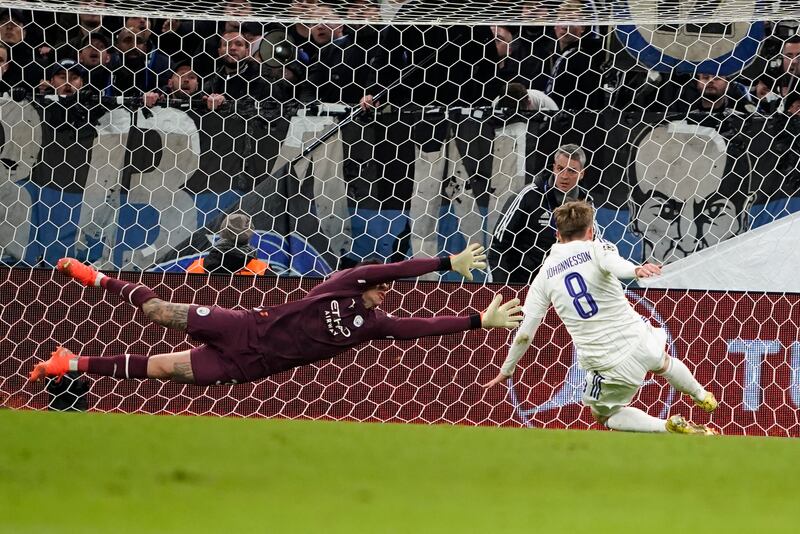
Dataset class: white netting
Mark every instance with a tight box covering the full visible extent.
[1,0,799,25]
[0,4,799,436]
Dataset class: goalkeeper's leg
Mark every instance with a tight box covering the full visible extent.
[56,257,189,331]
[29,347,195,383]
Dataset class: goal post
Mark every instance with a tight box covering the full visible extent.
[0,1,799,436]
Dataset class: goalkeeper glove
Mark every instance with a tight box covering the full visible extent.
[480,295,523,328]
[450,243,487,281]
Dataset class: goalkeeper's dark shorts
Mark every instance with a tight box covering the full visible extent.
[186,304,271,386]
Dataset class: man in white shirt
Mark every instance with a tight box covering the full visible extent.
[483,201,718,434]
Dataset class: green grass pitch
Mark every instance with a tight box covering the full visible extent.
[1,410,796,533]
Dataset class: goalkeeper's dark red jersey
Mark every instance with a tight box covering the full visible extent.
[186,257,482,385]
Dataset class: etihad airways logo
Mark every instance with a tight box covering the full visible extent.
[324,300,351,338]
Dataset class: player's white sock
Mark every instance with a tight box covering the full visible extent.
[606,407,667,432]
[660,357,706,402]
[94,272,106,287]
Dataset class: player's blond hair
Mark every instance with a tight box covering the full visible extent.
[553,201,593,241]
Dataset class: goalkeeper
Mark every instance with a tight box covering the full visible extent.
[30,245,522,386]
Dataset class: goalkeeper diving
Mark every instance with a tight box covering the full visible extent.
[30,245,523,386]
[483,201,718,435]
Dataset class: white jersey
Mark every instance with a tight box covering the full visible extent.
[523,239,649,371]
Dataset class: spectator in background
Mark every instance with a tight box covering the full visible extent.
[40,57,159,108]
[220,0,256,31]
[181,0,261,75]
[751,72,782,114]
[495,81,558,113]
[517,22,551,84]
[0,9,25,45]
[139,61,202,111]
[680,73,756,114]
[779,36,800,106]
[785,91,800,115]
[187,213,268,275]
[308,20,347,103]
[492,26,518,82]
[496,81,534,112]
[156,18,216,72]
[74,12,103,39]
[491,25,547,89]
[52,8,121,51]
[4,8,46,61]
[280,4,350,103]
[223,20,262,42]
[488,144,592,284]
[203,30,267,111]
[651,71,755,115]
[301,3,383,104]
[539,24,604,110]
[164,62,201,99]
[0,9,42,92]
[113,18,170,96]
[362,24,500,108]
[77,32,113,95]
[39,58,86,97]
[0,41,11,95]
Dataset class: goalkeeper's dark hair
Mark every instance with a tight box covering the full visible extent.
[553,201,594,240]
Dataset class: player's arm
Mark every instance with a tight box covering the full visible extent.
[378,295,523,340]
[481,314,544,388]
[342,243,488,287]
[594,241,661,279]
[482,273,549,388]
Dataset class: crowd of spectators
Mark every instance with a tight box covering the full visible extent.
[3,2,800,274]
[0,3,795,117]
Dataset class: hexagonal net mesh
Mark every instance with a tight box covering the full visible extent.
[1,3,800,436]
[1,1,799,25]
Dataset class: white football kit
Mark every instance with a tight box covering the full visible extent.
[500,239,668,416]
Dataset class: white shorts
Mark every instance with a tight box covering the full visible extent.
[582,326,667,418]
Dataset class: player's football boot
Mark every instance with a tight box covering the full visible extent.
[56,258,99,286]
[29,346,75,383]
[694,391,718,413]
[665,414,718,435]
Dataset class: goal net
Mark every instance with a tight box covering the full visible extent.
[1,1,799,436]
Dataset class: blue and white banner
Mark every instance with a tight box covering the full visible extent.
[616,0,764,76]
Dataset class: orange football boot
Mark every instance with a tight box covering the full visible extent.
[29,346,75,383]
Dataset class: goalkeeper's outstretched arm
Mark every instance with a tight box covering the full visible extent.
[379,295,523,339]
[333,243,489,290]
